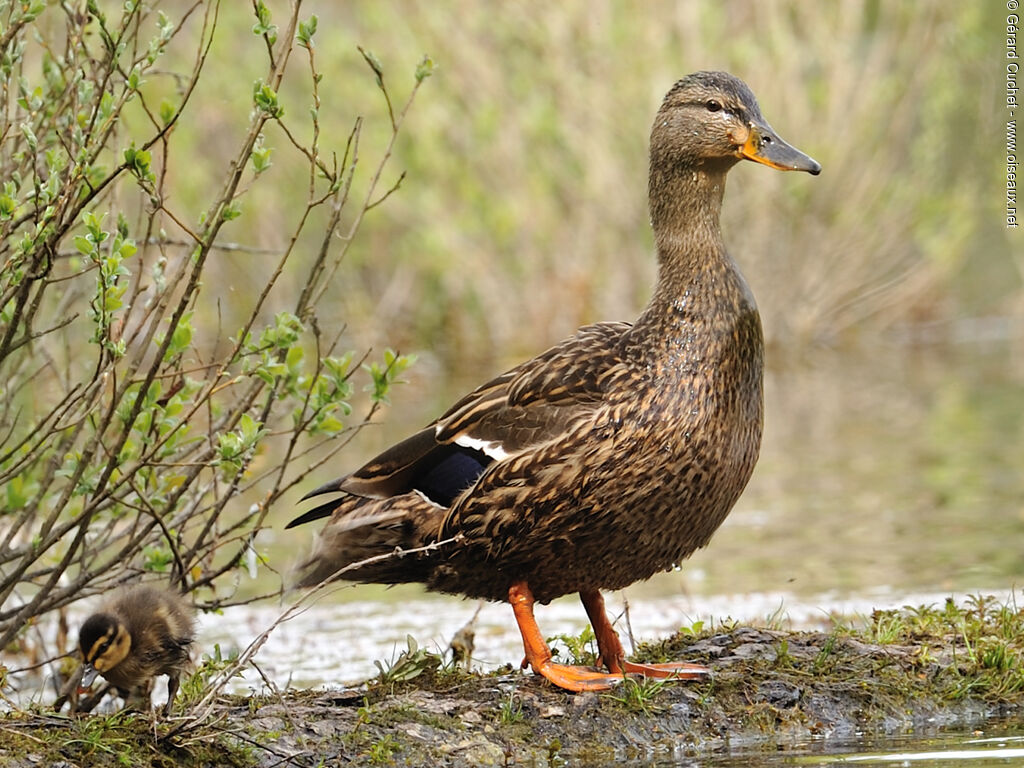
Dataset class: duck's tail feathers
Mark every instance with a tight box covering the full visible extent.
[288,494,445,589]
[285,498,340,529]
[298,476,348,502]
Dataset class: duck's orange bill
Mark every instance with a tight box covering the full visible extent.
[737,126,821,175]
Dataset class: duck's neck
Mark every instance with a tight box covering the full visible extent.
[625,161,761,381]
[646,164,734,310]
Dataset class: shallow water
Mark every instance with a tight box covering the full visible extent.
[701,731,1024,767]
[197,588,1014,692]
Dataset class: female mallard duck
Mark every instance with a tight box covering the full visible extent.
[71,585,194,715]
[289,71,820,691]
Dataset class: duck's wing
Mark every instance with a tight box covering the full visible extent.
[288,321,631,527]
[435,321,631,455]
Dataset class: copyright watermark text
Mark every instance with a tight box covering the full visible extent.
[1007,2,1019,227]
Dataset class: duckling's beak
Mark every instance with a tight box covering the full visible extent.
[79,663,99,690]
[735,120,821,175]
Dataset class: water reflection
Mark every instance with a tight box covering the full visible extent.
[723,731,1024,767]
[647,730,1024,767]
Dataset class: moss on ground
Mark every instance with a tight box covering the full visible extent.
[0,708,254,767]
[2,596,1022,767]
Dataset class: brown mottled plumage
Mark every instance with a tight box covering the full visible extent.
[290,71,820,691]
[71,585,195,715]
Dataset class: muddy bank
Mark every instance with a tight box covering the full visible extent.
[221,627,1014,766]
[3,609,1022,767]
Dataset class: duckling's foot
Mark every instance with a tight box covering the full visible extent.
[162,673,180,717]
[509,581,633,692]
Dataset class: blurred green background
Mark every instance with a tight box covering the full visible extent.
[155,1,1014,361]
[134,0,1021,597]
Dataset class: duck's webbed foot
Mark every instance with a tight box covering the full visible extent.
[581,589,711,681]
[618,660,710,679]
[509,581,633,692]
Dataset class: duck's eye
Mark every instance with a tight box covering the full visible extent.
[705,100,722,112]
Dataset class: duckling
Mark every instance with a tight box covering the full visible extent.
[448,601,483,670]
[73,585,195,715]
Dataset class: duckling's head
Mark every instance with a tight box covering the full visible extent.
[79,612,131,677]
[651,71,820,176]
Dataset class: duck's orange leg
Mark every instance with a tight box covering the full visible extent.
[580,589,710,680]
[509,581,629,691]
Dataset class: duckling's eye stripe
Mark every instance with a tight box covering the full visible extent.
[85,638,104,661]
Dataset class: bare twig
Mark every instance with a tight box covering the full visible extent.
[164,536,462,738]
[0,0,427,678]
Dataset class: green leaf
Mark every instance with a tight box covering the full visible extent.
[6,475,38,508]
[222,201,242,221]
[20,123,37,152]
[363,349,417,403]
[252,0,278,43]
[166,313,193,358]
[156,11,174,41]
[159,99,176,125]
[415,55,435,83]
[123,145,153,181]
[297,15,318,48]
[250,135,272,174]
[252,80,284,118]
[142,545,174,573]
[239,413,262,443]
[358,46,384,87]
[314,415,344,435]
[83,210,105,238]
[73,235,94,254]
[218,432,242,460]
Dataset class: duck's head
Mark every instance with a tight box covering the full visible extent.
[652,71,820,176]
[79,612,131,685]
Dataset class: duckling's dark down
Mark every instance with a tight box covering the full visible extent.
[72,585,195,715]
[290,71,820,691]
